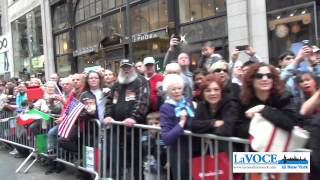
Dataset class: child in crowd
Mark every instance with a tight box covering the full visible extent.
[192,69,206,103]
[141,112,167,180]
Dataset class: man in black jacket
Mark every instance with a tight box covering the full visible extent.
[104,59,150,179]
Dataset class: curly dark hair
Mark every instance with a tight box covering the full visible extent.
[240,63,285,105]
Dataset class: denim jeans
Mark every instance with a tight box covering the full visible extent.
[47,126,58,151]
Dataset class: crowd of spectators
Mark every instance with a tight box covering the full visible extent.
[0,35,320,180]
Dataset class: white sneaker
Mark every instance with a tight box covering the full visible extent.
[9,148,18,155]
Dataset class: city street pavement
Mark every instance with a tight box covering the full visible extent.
[0,145,78,180]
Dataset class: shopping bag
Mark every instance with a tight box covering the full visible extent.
[192,152,230,180]
[249,113,310,152]
[36,134,47,153]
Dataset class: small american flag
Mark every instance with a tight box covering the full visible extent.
[58,97,85,138]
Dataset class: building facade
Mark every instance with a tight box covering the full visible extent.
[15,0,314,77]
[8,0,55,80]
[0,0,10,79]
[266,0,319,64]
[49,0,228,76]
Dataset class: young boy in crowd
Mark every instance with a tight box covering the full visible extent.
[141,112,167,180]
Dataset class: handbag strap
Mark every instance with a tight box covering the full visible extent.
[265,127,277,152]
[265,127,292,152]
[284,132,292,151]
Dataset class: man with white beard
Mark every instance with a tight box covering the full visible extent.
[104,59,149,179]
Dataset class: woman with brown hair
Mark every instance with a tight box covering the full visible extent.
[235,63,301,138]
[191,74,239,137]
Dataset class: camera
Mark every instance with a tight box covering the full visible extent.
[302,40,310,46]
[172,34,181,41]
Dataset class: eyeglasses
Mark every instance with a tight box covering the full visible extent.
[213,68,228,73]
[284,56,295,60]
[254,73,274,79]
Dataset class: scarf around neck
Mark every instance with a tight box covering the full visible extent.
[165,96,194,118]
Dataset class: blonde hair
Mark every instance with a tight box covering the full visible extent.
[146,112,160,121]
[164,63,181,75]
[209,60,228,73]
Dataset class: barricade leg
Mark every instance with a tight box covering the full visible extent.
[16,151,36,173]
[23,153,38,173]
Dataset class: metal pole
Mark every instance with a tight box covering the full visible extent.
[126,0,133,61]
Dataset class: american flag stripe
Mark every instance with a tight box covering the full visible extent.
[59,103,84,138]
[58,103,84,138]
[62,105,84,137]
[58,97,85,138]
[58,99,78,132]
[58,102,82,134]
[59,102,84,137]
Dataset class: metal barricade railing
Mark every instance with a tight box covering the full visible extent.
[0,110,58,173]
[0,111,313,180]
[100,121,249,180]
[0,110,102,179]
[100,121,311,180]
[55,118,101,180]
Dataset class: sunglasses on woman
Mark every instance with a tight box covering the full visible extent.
[213,68,228,73]
[254,73,274,79]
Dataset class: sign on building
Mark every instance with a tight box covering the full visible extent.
[0,34,9,54]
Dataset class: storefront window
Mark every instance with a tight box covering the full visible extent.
[102,12,124,38]
[130,0,168,34]
[267,4,317,64]
[77,55,101,72]
[116,0,124,6]
[55,32,70,55]
[159,0,167,27]
[102,0,115,10]
[56,55,71,77]
[52,3,68,31]
[11,6,44,76]
[179,0,226,23]
[180,16,227,43]
[75,0,102,23]
[75,20,102,49]
[102,0,131,11]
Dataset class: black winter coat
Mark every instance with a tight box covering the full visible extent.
[235,91,301,138]
[191,95,239,137]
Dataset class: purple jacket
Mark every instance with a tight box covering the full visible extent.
[160,100,193,146]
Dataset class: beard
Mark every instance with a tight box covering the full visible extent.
[118,69,138,84]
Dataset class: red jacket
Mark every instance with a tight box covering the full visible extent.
[147,73,163,112]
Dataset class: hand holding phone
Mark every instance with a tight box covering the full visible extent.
[236,45,248,51]
[173,34,181,41]
[302,40,310,47]
[169,34,181,48]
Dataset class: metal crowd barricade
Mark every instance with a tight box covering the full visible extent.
[100,121,249,180]
[100,121,311,180]
[0,110,102,178]
[55,118,101,180]
[0,110,58,173]
[0,111,313,180]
